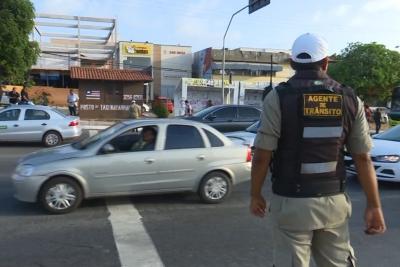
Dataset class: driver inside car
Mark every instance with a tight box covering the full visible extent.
[131,127,157,151]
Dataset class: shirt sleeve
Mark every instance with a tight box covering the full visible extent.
[346,97,372,154]
[254,89,281,151]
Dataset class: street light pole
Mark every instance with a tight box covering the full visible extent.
[221,4,249,104]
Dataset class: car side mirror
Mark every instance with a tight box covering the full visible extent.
[207,115,217,121]
[101,143,116,154]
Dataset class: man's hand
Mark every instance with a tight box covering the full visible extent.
[364,207,386,235]
[250,195,267,218]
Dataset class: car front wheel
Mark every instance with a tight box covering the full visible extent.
[39,177,83,214]
[198,171,232,204]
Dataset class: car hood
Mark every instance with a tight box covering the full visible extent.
[225,131,256,146]
[371,139,400,156]
[19,144,85,165]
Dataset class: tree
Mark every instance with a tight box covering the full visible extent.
[0,0,39,84]
[329,43,400,102]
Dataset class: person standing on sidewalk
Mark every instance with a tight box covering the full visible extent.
[8,87,20,104]
[373,108,382,134]
[129,100,142,119]
[184,100,193,117]
[67,89,79,116]
[250,33,386,267]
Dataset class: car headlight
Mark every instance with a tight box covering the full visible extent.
[373,155,400,163]
[16,164,35,177]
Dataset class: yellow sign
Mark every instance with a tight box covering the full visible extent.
[303,94,343,117]
[121,42,153,56]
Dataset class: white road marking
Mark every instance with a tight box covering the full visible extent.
[106,198,164,267]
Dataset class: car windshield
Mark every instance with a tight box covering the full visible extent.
[374,125,400,142]
[72,123,125,149]
[246,121,260,133]
[192,106,216,118]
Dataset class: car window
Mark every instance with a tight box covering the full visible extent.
[104,126,158,153]
[51,108,67,118]
[72,123,125,150]
[212,107,237,119]
[203,129,224,147]
[24,109,50,120]
[165,125,205,149]
[238,107,260,119]
[0,109,21,121]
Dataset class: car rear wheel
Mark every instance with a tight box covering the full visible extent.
[198,171,231,204]
[39,177,83,214]
[43,131,62,147]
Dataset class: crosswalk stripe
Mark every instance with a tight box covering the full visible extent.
[107,198,164,267]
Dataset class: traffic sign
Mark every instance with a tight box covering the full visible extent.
[248,0,270,14]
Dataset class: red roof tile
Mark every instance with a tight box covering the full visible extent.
[70,67,153,82]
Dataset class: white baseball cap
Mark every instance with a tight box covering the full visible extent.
[291,33,328,63]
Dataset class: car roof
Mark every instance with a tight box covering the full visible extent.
[4,105,53,110]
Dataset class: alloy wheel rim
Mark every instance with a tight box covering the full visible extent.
[204,177,228,200]
[45,183,77,210]
[46,134,59,146]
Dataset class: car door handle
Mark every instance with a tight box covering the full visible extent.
[13,124,19,127]
[144,158,155,164]
[41,123,47,126]
[197,155,206,160]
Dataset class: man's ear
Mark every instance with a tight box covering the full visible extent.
[321,57,329,72]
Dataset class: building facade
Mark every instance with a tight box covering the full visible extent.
[116,41,192,99]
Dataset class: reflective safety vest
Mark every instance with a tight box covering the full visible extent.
[272,78,358,197]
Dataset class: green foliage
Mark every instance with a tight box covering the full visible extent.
[152,100,169,118]
[32,91,52,106]
[0,0,39,84]
[329,43,400,102]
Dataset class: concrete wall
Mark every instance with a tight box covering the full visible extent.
[3,85,78,106]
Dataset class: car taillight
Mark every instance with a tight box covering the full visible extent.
[246,146,252,162]
[69,120,79,127]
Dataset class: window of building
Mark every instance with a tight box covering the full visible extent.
[165,125,204,150]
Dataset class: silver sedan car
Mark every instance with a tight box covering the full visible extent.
[0,105,81,146]
[12,119,252,214]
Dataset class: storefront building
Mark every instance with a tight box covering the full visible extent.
[70,67,152,119]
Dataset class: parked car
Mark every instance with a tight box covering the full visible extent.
[0,105,81,146]
[184,105,261,132]
[225,120,258,148]
[12,119,252,214]
[346,125,400,182]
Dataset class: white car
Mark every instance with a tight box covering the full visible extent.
[346,125,400,182]
[0,105,81,146]
[225,121,258,148]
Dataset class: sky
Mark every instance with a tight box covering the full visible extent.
[31,0,400,54]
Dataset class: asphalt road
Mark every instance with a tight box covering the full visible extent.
[0,144,400,267]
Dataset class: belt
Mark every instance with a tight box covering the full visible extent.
[272,179,345,198]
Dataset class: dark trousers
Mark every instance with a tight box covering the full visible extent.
[69,106,77,116]
[375,121,381,134]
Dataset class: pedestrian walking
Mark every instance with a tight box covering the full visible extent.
[8,87,20,104]
[129,100,142,119]
[184,100,193,117]
[206,99,213,108]
[67,89,79,116]
[373,108,382,134]
[250,33,386,267]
